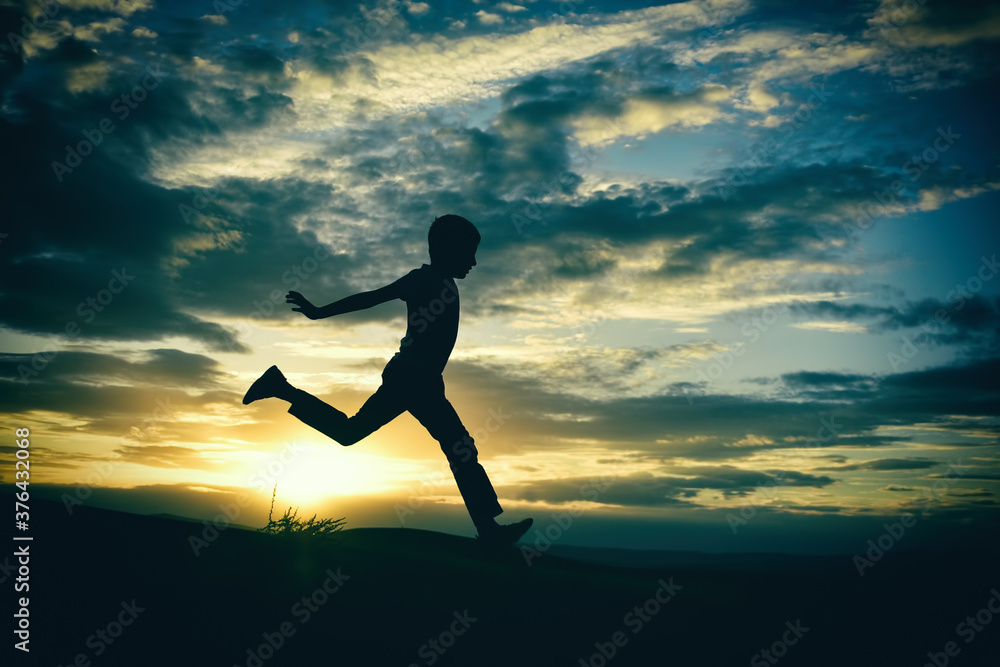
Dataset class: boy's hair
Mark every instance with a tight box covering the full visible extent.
[428,215,480,261]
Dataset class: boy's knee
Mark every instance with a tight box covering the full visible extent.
[337,427,363,447]
[315,426,358,446]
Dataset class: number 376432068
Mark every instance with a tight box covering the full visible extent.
[15,428,30,529]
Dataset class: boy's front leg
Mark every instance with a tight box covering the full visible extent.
[407,382,532,544]
[448,454,505,525]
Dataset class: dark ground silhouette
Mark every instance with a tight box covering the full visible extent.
[9,499,999,666]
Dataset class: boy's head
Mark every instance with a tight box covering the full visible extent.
[428,214,480,279]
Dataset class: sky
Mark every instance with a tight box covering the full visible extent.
[1,0,998,554]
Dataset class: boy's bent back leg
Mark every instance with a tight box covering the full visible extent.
[405,377,504,529]
[287,380,407,447]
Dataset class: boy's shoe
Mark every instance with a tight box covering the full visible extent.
[477,518,533,548]
[242,365,288,404]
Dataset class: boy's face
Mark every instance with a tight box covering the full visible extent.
[443,240,478,279]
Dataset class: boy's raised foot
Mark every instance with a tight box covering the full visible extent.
[477,518,533,548]
[243,365,288,405]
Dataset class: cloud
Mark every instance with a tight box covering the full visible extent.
[868,0,1000,47]
[501,466,835,506]
[790,321,867,333]
[112,444,225,470]
[927,472,1000,481]
[788,295,1000,354]
[476,10,504,26]
[285,0,749,125]
[0,349,225,387]
[572,84,731,144]
[774,358,1000,420]
[817,458,939,471]
[0,349,233,439]
[61,0,153,16]
[405,2,431,16]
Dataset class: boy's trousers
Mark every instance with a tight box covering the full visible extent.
[286,356,504,526]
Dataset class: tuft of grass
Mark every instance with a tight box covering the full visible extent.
[258,485,346,537]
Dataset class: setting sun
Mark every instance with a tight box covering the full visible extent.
[249,443,423,507]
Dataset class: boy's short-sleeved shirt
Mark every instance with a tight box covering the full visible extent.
[391,264,459,374]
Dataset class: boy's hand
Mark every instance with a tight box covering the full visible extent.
[286,291,320,319]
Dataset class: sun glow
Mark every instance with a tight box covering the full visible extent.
[254,443,412,506]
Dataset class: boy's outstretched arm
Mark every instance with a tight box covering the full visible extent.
[286,284,401,320]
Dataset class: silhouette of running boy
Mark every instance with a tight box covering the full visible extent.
[243,215,532,546]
